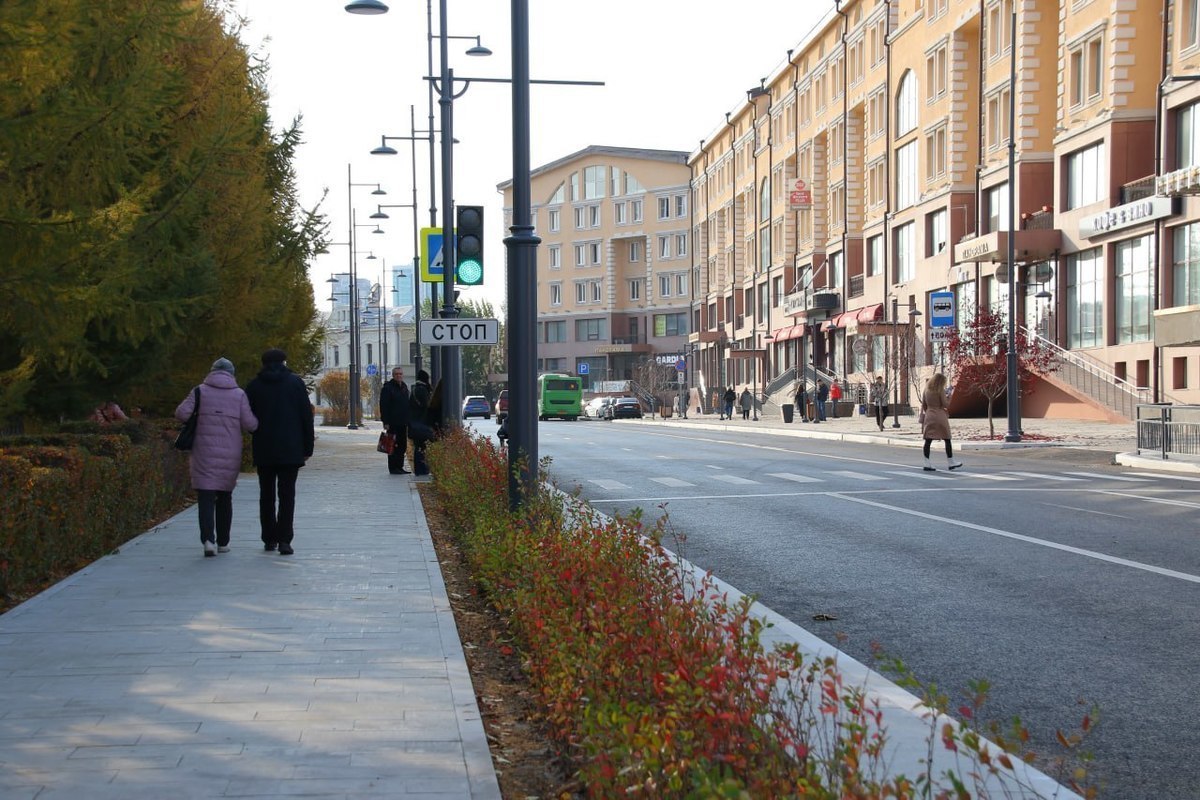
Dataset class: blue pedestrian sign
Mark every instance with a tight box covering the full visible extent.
[930,291,955,328]
[419,227,447,283]
[577,362,589,375]
[366,364,378,377]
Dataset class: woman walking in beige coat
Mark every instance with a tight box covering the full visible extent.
[920,373,963,471]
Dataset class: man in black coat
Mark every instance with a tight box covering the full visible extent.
[246,348,315,555]
[379,367,411,475]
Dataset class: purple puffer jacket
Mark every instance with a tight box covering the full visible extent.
[175,370,259,491]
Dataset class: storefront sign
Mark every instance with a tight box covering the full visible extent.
[1079,196,1176,239]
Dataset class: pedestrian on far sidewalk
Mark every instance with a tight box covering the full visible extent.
[175,358,258,557]
[409,369,434,476]
[816,380,829,422]
[723,386,736,420]
[920,372,962,472]
[870,375,888,431]
[246,348,314,556]
[379,367,411,475]
[794,382,809,423]
[829,381,843,418]
[739,388,752,420]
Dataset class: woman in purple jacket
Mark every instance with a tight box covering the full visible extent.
[175,358,259,557]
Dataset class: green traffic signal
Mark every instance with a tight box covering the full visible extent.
[455,205,484,285]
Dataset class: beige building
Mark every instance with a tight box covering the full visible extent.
[499,146,693,392]
[690,0,1200,420]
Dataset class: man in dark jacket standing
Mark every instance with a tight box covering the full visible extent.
[246,348,314,556]
[409,369,433,476]
[379,367,411,475]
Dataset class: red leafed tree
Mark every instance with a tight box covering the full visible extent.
[945,306,1059,438]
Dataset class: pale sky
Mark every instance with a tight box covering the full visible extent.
[230,0,830,313]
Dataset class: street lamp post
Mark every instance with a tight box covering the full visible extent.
[345,165,388,429]
[1004,0,1021,443]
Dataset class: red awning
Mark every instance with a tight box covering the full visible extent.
[856,303,884,323]
[822,311,854,331]
[771,324,806,341]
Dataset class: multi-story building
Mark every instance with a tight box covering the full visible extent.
[499,146,693,393]
[691,0,1200,420]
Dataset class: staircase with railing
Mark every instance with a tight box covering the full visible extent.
[1023,326,1149,419]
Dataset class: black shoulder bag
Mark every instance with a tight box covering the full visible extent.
[174,387,201,451]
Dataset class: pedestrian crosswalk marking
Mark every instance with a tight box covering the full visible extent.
[589,479,630,490]
[766,472,823,483]
[1136,472,1200,483]
[1063,471,1151,483]
[1003,471,1083,482]
[831,470,888,481]
[710,475,759,485]
[968,473,1021,481]
[886,470,951,481]
[650,477,694,487]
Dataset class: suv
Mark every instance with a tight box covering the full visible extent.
[495,389,508,422]
[461,395,491,420]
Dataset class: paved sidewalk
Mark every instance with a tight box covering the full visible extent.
[0,426,500,800]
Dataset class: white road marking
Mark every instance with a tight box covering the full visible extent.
[1063,471,1151,483]
[967,473,1021,481]
[588,479,631,491]
[886,470,952,481]
[1003,471,1084,482]
[1097,490,1200,510]
[830,470,888,481]
[710,475,759,485]
[650,477,694,487]
[1130,472,1200,483]
[832,494,1200,584]
[1047,503,1130,519]
[766,472,823,483]
[706,464,727,470]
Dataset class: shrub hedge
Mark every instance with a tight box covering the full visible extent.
[0,419,192,606]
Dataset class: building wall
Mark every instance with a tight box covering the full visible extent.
[689,0,1200,417]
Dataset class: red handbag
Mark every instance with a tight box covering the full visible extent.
[377,431,395,454]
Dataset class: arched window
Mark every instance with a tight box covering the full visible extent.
[896,69,917,136]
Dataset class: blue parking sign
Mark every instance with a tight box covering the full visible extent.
[577,363,589,375]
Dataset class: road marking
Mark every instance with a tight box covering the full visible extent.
[1003,471,1084,482]
[706,464,727,470]
[710,475,759,485]
[1097,490,1200,510]
[650,477,694,487]
[1131,472,1200,483]
[886,470,952,481]
[1046,502,1130,519]
[1063,471,1151,483]
[655,454,673,459]
[831,494,1200,585]
[830,470,888,481]
[766,472,823,483]
[967,473,1021,481]
[588,479,630,491]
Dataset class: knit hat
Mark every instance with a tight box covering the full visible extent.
[261,348,287,365]
[416,369,430,383]
[211,357,236,375]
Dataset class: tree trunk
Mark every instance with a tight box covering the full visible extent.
[986,396,996,438]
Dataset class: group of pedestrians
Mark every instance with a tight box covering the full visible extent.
[792,380,831,423]
[379,367,435,476]
[174,349,314,558]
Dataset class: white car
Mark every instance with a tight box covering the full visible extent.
[583,397,615,418]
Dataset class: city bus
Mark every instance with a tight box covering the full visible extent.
[537,373,582,421]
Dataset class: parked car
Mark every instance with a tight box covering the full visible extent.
[606,397,643,419]
[461,395,491,420]
[495,389,508,423]
[583,396,615,419]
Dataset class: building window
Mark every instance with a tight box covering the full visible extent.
[548,208,560,232]
[575,317,606,341]
[1173,222,1200,306]
[544,320,566,343]
[868,88,886,139]
[987,0,1013,59]
[574,244,586,266]
[659,274,672,297]
[867,234,883,277]
[676,233,688,257]
[675,194,687,217]
[895,141,917,210]
[583,165,605,199]
[574,206,585,229]
[548,245,561,269]
[986,86,1011,151]
[829,184,845,229]
[1066,142,1106,210]
[828,250,843,291]
[986,182,1010,233]
[894,222,915,283]
[871,17,887,65]
[1178,102,1200,169]
[570,172,579,202]
[867,158,886,208]
[610,166,622,197]
[333,345,339,367]
[575,280,602,305]
[629,279,641,301]
[549,282,562,306]
[588,205,601,227]
[589,242,601,265]
[896,69,918,135]
[829,119,844,165]
[1069,32,1104,108]
[653,312,688,337]
[927,208,948,256]
[658,197,671,220]
[759,223,772,271]
[658,235,671,259]
[615,201,627,224]
[1115,236,1153,343]
[926,125,947,182]
[631,199,643,222]
[1067,247,1104,349]
[628,240,642,262]
[925,44,947,102]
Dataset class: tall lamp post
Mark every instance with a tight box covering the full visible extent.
[346,165,388,429]
[1003,0,1021,442]
[369,201,421,371]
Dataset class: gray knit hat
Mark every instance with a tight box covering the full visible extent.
[211,357,236,375]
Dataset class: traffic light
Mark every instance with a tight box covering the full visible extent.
[455,205,484,285]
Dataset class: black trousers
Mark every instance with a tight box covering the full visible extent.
[387,426,408,473]
[875,403,888,428]
[257,464,300,546]
[196,489,233,546]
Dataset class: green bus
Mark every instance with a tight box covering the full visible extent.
[537,374,582,421]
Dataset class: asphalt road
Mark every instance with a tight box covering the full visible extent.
[517,418,1200,799]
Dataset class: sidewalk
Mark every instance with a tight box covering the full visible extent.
[0,426,500,800]
[638,405,1200,474]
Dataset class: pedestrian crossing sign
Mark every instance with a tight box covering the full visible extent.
[420,228,447,283]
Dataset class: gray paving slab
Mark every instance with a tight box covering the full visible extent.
[0,426,500,800]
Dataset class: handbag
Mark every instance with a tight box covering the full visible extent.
[918,410,926,426]
[174,387,201,451]
[377,431,395,454]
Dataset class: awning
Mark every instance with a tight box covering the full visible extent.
[822,311,855,331]
[856,303,884,323]
[770,324,805,341]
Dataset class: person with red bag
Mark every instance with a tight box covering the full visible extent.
[379,367,411,475]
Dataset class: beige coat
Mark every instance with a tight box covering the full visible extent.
[920,389,952,440]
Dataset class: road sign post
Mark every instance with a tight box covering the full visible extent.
[418,318,500,346]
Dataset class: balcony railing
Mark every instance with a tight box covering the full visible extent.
[848,274,864,299]
[1120,175,1156,204]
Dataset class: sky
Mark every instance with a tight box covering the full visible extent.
[230,0,831,314]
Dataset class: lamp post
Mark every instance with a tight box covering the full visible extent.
[1004,0,1021,443]
[345,165,389,429]
[889,298,922,428]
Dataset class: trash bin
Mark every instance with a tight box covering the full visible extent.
[858,403,867,415]
[782,403,794,423]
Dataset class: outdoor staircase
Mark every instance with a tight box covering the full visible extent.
[1023,326,1148,420]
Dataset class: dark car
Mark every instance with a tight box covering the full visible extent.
[606,397,643,419]
[495,389,508,422]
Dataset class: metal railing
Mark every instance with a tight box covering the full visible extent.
[1121,175,1156,204]
[1136,404,1200,459]
[1022,326,1148,419]
[765,366,796,398]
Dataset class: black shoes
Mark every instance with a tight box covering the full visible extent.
[264,542,277,552]
[278,544,294,556]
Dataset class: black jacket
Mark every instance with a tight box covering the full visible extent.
[246,363,315,467]
[410,379,432,424]
[379,379,411,429]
